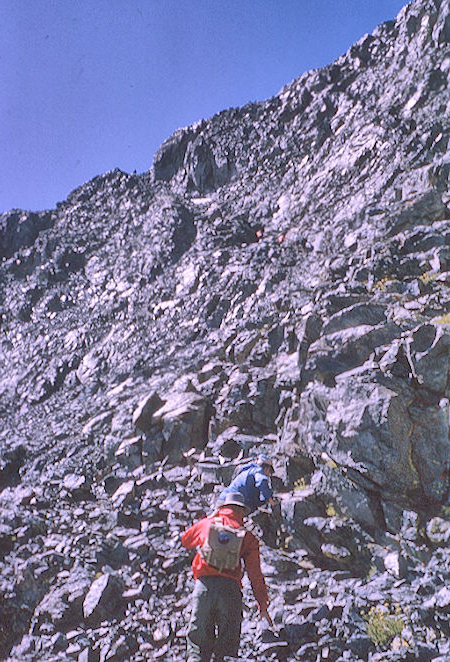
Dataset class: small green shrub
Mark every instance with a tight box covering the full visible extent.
[363,605,405,647]
[294,477,308,490]
[365,564,376,580]
[419,271,437,285]
[435,313,450,325]
[373,276,390,291]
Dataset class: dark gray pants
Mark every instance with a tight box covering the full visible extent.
[186,576,242,662]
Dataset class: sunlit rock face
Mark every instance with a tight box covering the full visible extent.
[1,0,449,659]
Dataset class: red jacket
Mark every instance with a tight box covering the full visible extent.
[181,506,269,611]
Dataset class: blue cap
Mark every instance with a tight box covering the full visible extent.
[222,492,248,509]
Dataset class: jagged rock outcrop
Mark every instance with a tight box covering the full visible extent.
[0,0,449,660]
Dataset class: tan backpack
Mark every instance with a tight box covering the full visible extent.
[200,517,246,571]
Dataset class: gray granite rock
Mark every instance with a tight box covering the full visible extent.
[83,572,125,624]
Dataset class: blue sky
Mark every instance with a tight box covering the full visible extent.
[1,0,408,213]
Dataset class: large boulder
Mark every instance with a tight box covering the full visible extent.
[303,322,403,384]
[294,325,450,513]
[151,391,210,462]
[213,368,280,435]
[132,391,164,433]
[153,127,234,193]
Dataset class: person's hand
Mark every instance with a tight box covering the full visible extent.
[260,608,274,628]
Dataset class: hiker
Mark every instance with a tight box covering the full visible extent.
[216,455,276,513]
[182,491,273,662]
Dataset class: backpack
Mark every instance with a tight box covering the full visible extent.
[200,517,246,571]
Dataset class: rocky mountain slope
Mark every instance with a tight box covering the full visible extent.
[0,0,449,660]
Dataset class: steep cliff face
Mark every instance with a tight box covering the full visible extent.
[0,0,449,660]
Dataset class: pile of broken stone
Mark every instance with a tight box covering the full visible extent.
[0,430,449,661]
